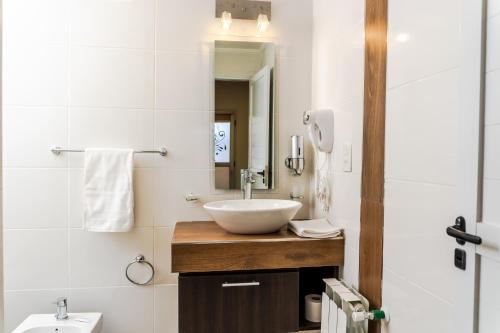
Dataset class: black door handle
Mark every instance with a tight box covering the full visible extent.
[446,216,482,245]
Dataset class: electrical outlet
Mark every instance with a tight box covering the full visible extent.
[343,143,352,172]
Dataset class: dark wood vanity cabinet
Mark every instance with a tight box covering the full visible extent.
[179,270,299,333]
[173,222,345,332]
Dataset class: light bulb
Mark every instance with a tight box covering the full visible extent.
[257,14,269,33]
[395,33,410,43]
[221,11,232,30]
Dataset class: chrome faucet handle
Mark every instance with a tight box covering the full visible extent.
[241,169,255,183]
[54,297,69,320]
[54,297,67,306]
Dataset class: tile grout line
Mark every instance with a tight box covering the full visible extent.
[2,104,211,112]
[66,0,73,293]
[5,283,179,294]
[3,226,158,232]
[153,1,159,332]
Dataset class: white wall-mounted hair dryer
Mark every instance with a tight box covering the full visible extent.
[303,109,334,153]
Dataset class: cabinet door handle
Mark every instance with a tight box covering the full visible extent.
[222,281,260,287]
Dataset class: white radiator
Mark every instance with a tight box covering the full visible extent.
[320,279,369,333]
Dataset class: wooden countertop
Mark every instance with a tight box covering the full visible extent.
[172,221,345,273]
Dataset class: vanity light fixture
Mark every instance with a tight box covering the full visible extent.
[221,11,232,30]
[216,1,271,32]
[257,13,269,33]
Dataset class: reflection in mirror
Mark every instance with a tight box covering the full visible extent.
[214,41,276,190]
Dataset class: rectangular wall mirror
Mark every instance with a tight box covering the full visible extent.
[213,40,276,190]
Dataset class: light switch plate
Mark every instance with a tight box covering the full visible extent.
[342,143,352,172]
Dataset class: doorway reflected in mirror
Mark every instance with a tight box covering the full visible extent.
[214,41,276,190]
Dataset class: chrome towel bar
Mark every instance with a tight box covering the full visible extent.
[51,146,168,156]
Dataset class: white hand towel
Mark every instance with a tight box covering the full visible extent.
[83,148,134,232]
[289,218,342,239]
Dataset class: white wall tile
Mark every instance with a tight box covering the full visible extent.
[69,228,154,288]
[384,180,457,304]
[331,172,361,236]
[331,107,363,174]
[342,247,359,289]
[312,33,364,107]
[70,0,155,49]
[156,0,213,52]
[68,107,155,167]
[278,57,313,118]
[155,111,209,169]
[134,169,156,227]
[4,45,68,106]
[70,287,154,333]
[386,69,458,185]
[271,0,313,61]
[316,0,365,39]
[3,107,68,168]
[312,0,365,109]
[381,268,452,333]
[386,0,460,88]
[4,229,69,290]
[156,51,210,111]
[68,168,84,228]
[4,168,68,229]
[311,0,364,290]
[4,0,68,47]
[70,47,154,109]
[487,15,500,72]
[154,228,177,285]
[154,169,211,226]
[5,289,70,333]
[154,285,178,333]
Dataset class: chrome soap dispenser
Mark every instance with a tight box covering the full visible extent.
[285,135,305,176]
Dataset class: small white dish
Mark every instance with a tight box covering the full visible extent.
[203,199,302,234]
[12,313,102,333]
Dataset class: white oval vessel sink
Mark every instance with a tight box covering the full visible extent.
[13,313,102,333]
[203,199,302,234]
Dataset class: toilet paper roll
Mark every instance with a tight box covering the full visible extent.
[305,294,322,323]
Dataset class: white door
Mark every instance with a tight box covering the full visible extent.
[249,65,272,189]
[452,0,500,332]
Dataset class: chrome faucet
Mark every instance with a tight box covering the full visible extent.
[241,169,255,200]
[54,297,69,320]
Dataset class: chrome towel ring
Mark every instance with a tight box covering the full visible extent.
[125,255,155,286]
